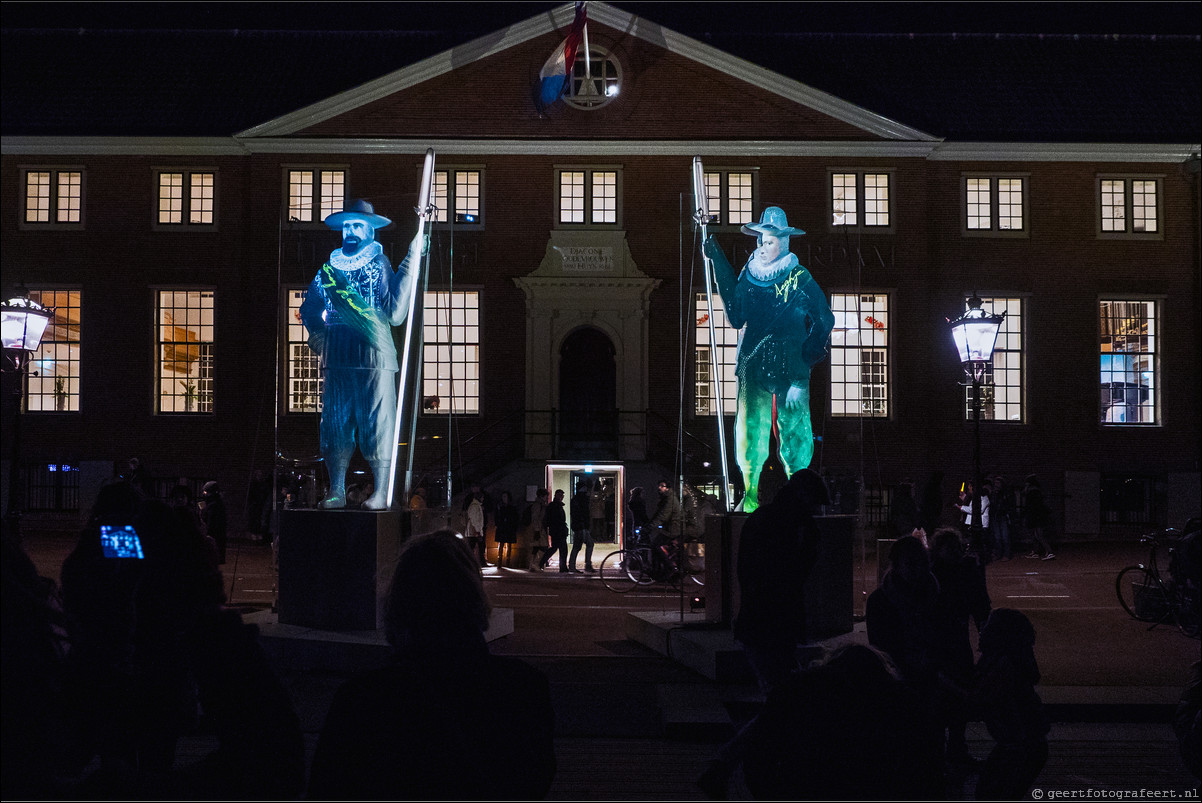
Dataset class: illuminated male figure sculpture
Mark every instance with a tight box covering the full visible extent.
[300,199,423,509]
[704,207,834,512]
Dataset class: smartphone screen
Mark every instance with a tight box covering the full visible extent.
[99,525,145,559]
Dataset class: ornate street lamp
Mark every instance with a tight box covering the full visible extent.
[948,293,1005,554]
[2,291,52,541]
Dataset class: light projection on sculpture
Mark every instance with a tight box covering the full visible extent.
[299,199,424,509]
[703,207,835,512]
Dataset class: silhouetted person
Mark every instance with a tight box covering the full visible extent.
[627,486,649,540]
[244,468,272,542]
[735,468,829,693]
[698,469,829,798]
[2,533,89,798]
[930,527,992,769]
[200,480,228,565]
[60,485,200,783]
[739,644,944,800]
[865,534,944,771]
[568,482,594,573]
[307,530,556,799]
[889,480,920,540]
[493,490,519,568]
[540,489,570,572]
[919,470,945,536]
[970,608,1050,800]
[1174,660,1201,780]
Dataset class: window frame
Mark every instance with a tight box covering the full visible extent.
[827,169,894,233]
[961,174,1029,237]
[19,166,86,230]
[693,291,739,416]
[284,287,322,414]
[554,165,623,229]
[430,166,485,230]
[24,288,82,414]
[563,44,622,110]
[961,295,1026,423]
[701,168,758,230]
[283,166,349,227]
[829,292,891,418]
[153,167,218,230]
[155,288,216,415]
[1096,175,1163,240]
[421,288,482,416]
[1099,297,1160,427]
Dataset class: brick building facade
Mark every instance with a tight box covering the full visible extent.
[2,3,1199,540]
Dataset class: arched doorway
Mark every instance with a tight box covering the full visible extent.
[558,327,617,458]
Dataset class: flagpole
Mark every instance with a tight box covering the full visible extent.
[387,148,436,509]
[692,157,733,513]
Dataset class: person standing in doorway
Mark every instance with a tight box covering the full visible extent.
[568,482,594,574]
[493,491,519,569]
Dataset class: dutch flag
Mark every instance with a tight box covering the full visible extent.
[536,2,587,113]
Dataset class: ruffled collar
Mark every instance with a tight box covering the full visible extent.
[329,241,382,272]
[743,251,799,286]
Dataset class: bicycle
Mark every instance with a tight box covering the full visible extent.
[1115,527,1200,638]
[599,528,705,593]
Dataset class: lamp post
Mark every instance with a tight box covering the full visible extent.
[948,293,1004,556]
[2,291,52,543]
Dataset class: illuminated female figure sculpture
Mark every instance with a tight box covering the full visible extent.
[703,207,834,512]
[300,199,423,509]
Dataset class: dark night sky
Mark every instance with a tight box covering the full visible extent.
[2,1,1199,35]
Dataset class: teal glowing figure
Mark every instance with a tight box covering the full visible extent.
[703,207,834,512]
[299,199,422,509]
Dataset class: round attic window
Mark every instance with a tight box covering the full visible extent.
[563,47,621,110]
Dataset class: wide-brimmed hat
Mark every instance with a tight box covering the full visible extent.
[741,206,805,238]
[324,198,392,231]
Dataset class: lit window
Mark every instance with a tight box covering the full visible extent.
[830,293,889,417]
[563,46,621,110]
[432,169,483,225]
[1099,176,1161,237]
[702,170,756,227]
[963,176,1027,234]
[1099,300,1157,425]
[963,296,1024,422]
[422,290,480,415]
[287,169,346,224]
[26,289,81,413]
[831,171,891,229]
[557,168,621,226]
[157,290,214,414]
[156,169,216,227]
[286,289,322,413]
[694,293,738,415]
[22,168,84,226]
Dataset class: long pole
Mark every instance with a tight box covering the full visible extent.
[387,148,436,509]
[691,157,733,512]
[971,368,984,550]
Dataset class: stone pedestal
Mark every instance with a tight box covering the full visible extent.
[277,509,406,631]
[704,512,855,640]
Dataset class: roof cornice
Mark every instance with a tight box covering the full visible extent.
[234,2,937,143]
[0,136,249,156]
[4,136,1197,164]
[928,142,1201,163]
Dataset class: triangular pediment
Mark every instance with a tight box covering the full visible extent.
[236,2,936,144]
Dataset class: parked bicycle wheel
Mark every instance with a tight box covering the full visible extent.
[1116,565,1169,622]
[600,548,654,593]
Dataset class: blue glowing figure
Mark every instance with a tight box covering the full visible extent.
[703,207,834,512]
[299,199,422,509]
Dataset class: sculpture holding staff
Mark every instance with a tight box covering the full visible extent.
[702,207,834,512]
[299,198,426,509]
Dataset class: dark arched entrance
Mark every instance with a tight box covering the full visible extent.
[558,327,617,458]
